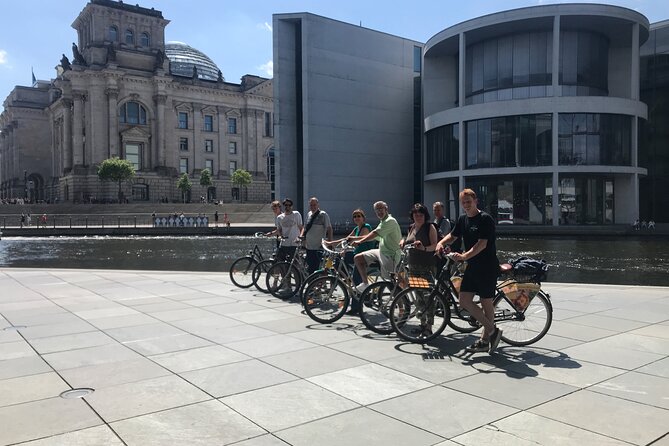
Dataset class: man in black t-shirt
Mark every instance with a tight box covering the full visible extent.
[436,188,503,354]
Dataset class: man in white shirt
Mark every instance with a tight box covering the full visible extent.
[276,198,303,261]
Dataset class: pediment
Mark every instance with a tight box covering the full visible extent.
[201,105,217,115]
[120,126,151,138]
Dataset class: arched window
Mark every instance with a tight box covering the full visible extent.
[119,101,148,125]
[125,29,134,45]
[140,32,150,47]
[109,26,118,42]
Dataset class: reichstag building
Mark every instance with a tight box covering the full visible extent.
[0,0,274,203]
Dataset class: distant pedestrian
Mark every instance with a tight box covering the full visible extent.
[214,211,219,227]
[648,220,656,230]
[224,212,230,228]
[26,214,31,227]
[20,213,25,228]
[40,214,47,228]
[641,220,647,230]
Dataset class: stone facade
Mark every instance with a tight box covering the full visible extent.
[0,0,275,204]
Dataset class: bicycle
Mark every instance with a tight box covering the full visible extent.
[250,236,281,293]
[229,232,271,288]
[389,253,552,345]
[264,238,310,299]
[302,240,380,324]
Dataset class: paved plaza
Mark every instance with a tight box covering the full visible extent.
[0,268,668,445]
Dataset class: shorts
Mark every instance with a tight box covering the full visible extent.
[357,248,396,279]
[460,265,497,298]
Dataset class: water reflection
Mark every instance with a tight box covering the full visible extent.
[0,235,667,286]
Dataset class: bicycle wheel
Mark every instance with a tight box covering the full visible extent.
[494,290,553,346]
[300,269,329,306]
[359,281,397,335]
[229,257,258,288]
[303,276,349,324]
[252,259,274,293]
[266,262,302,300]
[390,288,450,344]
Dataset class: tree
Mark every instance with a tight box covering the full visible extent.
[231,168,252,203]
[97,157,135,203]
[200,168,212,202]
[177,173,192,203]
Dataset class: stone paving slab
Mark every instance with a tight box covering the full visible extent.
[0,267,668,445]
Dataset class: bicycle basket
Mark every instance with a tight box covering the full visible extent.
[501,282,541,311]
[407,249,437,273]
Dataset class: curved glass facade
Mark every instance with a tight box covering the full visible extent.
[559,31,609,96]
[558,113,631,165]
[465,31,553,104]
[426,123,459,173]
[465,114,552,169]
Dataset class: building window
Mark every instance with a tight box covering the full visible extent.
[228,117,237,134]
[140,32,150,47]
[119,102,147,125]
[559,176,614,224]
[204,115,213,132]
[559,31,609,96]
[229,160,237,175]
[125,143,142,171]
[132,184,149,201]
[179,158,189,174]
[465,114,552,169]
[125,29,134,45]
[467,176,553,225]
[228,141,237,154]
[109,26,118,42]
[179,137,188,151]
[205,159,213,172]
[465,31,553,104]
[178,112,188,129]
[205,139,214,152]
[264,112,272,137]
[413,45,422,73]
[426,123,459,173]
[558,113,630,165]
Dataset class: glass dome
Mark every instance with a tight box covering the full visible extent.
[165,41,222,81]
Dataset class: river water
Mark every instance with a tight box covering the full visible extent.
[0,235,667,286]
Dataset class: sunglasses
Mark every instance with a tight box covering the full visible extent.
[352,214,363,218]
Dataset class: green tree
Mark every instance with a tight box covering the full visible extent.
[231,168,252,203]
[177,173,192,203]
[97,157,135,203]
[200,168,212,202]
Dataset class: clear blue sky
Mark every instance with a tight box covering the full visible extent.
[1,0,668,101]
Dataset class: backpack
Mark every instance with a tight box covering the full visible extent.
[508,256,549,282]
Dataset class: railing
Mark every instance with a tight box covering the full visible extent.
[1,214,211,229]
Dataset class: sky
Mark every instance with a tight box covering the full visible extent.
[1,0,668,102]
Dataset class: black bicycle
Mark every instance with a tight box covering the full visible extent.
[229,232,270,288]
[389,254,552,345]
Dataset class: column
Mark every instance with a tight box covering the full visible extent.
[552,15,560,95]
[552,112,559,226]
[62,99,73,171]
[631,23,640,100]
[72,92,84,166]
[458,32,465,107]
[154,94,166,167]
[106,88,119,158]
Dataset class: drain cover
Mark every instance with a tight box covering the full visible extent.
[60,388,95,399]
[3,325,26,331]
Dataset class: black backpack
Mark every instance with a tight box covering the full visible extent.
[509,256,549,282]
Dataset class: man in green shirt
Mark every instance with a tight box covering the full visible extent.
[349,201,402,293]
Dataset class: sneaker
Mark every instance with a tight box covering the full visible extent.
[465,339,490,353]
[355,283,368,294]
[488,327,503,353]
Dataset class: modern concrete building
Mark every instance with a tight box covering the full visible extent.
[275,5,658,226]
[640,20,669,223]
[423,4,649,226]
[0,0,275,204]
[273,13,422,220]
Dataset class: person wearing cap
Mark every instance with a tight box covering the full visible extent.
[276,198,303,261]
[299,197,333,273]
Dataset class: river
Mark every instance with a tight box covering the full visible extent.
[0,235,667,286]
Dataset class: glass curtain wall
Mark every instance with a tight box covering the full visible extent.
[558,113,631,165]
[466,114,552,169]
[466,176,552,225]
[559,176,614,224]
[465,31,552,104]
[560,31,609,96]
[426,123,459,173]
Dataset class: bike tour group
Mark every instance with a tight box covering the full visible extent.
[229,189,553,354]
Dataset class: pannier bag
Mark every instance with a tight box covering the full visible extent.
[501,282,541,311]
[508,256,549,282]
